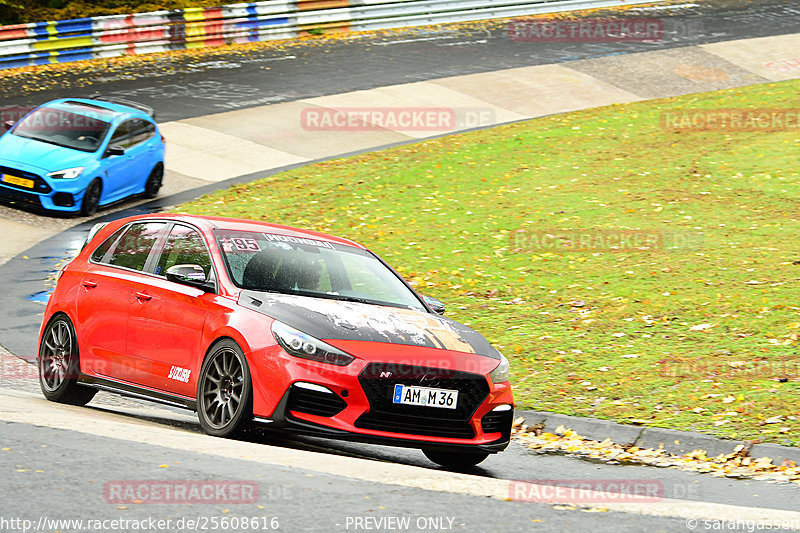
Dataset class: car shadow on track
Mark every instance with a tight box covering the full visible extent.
[84,400,494,475]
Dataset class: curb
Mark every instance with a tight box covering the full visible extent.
[516,410,800,466]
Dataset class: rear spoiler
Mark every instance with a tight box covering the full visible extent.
[81,222,108,251]
[86,94,156,120]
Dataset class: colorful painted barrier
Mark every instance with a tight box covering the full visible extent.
[0,0,667,70]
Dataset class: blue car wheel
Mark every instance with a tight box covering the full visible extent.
[80,179,101,217]
[143,164,163,199]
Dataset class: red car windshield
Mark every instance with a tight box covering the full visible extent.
[216,230,426,311]
[13,105,112,153]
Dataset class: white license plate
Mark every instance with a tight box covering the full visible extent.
[392,384,458,409]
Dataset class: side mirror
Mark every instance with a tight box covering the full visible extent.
[165,264,215,293]
[423,295,446,315]
[3,120,14,131]
[106,145,125,157]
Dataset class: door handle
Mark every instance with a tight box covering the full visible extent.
[134,291,152,301]
[82,280,97,289]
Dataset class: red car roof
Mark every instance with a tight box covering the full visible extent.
[121,214,365,249]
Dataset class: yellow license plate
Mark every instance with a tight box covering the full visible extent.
[2,174,34,188]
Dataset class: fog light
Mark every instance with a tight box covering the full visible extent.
[52,192,74,207]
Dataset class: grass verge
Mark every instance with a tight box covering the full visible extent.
[175,79,800,445]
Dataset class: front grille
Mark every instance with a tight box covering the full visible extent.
[481,409,513,438]
[287,385,347,417]
[0,183,43,208]
[0,166,51,194]
[356,411,475,439]
[355,363,490,439]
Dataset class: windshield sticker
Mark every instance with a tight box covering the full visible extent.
[263,233,335,249]
[218,236,261,253]
[232,237,261,252]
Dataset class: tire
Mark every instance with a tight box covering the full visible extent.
[38,314,97,406]
[196,339,253,438]
[143,164,163,199]
[80,179,102,217]
[423,449,490,469]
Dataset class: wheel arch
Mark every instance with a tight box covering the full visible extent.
[38,311,96,405]
[38,310,76,357]
[196,334,252,394]
[194,335,254,437]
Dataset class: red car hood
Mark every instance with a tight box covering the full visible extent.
[238,290,501,359]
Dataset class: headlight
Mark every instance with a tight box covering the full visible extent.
[489,353,510,384]
[47,167,84,180]
[271,321,354,366]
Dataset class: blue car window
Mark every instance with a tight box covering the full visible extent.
[12,107,110,153]
[108,121,131,149]
[129,119,155,147]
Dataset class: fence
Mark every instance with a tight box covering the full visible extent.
[0,0,667,70]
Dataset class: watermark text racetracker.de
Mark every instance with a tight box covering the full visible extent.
[509,228,703,254]
[661,108,800,131]
[507,17,664,42]
[0,106,106,132]
[657,359,800,380]
[0,355,38,380]
[300,107,496,131]
[509,479,663,503]
[104,480,264,505]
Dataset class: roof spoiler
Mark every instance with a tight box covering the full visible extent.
[81,222,108,251]
[86,94,156,120]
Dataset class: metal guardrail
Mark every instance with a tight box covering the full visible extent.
[0,0,668,70]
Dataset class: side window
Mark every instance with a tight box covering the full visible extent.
[108,120,130,150]
[90,226,126,263]
[106,222,166,272]
[129,119,155,146]
[155,225,212,280]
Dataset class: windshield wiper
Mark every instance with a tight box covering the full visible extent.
[13,132,76,151]
[245,287,409,309]
[330,295,373,305]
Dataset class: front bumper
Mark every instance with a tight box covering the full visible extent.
[0,164,85,212]
[249,342,514,453]
[257,386,512,453]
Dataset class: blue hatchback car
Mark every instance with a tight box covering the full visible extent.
[0,98,165,216]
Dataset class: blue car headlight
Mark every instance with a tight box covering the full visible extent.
[271,321,354,366]
[47,167,84,180]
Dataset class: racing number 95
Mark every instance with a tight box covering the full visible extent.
[232,238,260,252]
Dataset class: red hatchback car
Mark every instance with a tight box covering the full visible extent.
[38,214,514,467]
